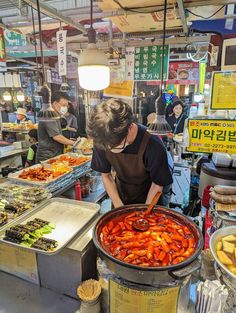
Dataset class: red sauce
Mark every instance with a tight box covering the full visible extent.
[100,211,196,267]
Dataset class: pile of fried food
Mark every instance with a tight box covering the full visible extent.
[19,165,71,182]
[3,218,58,252]
[47,154,90,167]
[100,211,197,267]
[216,234,236,276]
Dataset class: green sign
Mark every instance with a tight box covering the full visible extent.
[4,29,26,47]
[7,50,58,58]
[134,45,169,81]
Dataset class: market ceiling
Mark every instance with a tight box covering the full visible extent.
[0,0,235,54]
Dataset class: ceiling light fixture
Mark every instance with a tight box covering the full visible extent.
[16,90,25,102]
[78,0,110,91]
[2,91,12,102]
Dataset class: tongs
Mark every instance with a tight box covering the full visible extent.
[72,137,81,153]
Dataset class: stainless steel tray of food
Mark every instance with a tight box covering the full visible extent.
[8,164,73,189]
[0,198,100,255]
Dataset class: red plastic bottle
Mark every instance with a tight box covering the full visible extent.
[75,179,82,200]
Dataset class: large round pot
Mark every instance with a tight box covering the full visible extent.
[210,226,236,288]
[93,205,203,285]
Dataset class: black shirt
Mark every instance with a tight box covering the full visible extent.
[91,124,173,187]
[37,119,63,162]
[166,114,186,134]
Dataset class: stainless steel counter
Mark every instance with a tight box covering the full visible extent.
[0,271,79,313]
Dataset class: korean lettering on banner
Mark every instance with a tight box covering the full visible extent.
[4,29,26,47]
[56,30,67,77]
[187,119,236,154]
[125,47,135,81]
[0,27,6,65]
[134,45,169,81]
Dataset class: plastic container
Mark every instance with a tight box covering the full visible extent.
[189,104,198,118]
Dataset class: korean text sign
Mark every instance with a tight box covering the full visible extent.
[210,71,236,110]
[187,119,236,154]
[134,45,169,81]
[56,30,67,76]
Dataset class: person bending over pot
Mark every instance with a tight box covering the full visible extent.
[87,98,173,208]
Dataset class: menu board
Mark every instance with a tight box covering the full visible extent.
[210,71,236,110]
[109,279,179,313]
[187,119,236,154]
[134,45,169,81]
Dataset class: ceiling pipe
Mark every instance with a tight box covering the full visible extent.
[23,0,87,33]
[177,0,188,35]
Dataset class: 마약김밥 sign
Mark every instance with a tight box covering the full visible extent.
[187,119,236,154]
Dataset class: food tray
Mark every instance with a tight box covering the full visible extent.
[8,164,73,190]
[45,153,91,169]
[43,153,91,180]
[0,198,100,255]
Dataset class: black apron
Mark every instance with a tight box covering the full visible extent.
[105,132,152,205]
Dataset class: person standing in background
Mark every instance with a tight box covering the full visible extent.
[63,102,78,138]
[166,100,186,134]
[0,97,10,122]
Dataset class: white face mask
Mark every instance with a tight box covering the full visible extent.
[60,106,68,115]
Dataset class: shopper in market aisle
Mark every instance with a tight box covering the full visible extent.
[166,100,187,134]
[25,129,38,167]
[36,92,77,162]
[15,107,30,124]
[87,98,173,208]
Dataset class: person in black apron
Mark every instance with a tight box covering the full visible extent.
[87,98,173,208]
[166,100,186,134]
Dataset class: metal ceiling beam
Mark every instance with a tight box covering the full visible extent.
[184,0,236,7]
[177,0,188,35]
[23,0,87,33]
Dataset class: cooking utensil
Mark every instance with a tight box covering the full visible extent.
[132,191,162,231]
[93,204,203,284]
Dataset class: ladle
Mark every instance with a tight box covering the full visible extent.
[132,191,162,231]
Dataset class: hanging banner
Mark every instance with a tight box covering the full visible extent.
[134,45,169,81]
[187,119,236,154]
[199,62,206,94]
[125,47,135,81]
[4,29,26,47]
[210,71,236,110]
[56,30,67,76]
[104,80,134,99]
[0,27,6,68]
[109,279,180,313]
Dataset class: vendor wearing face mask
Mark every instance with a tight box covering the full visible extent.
[87,98,173,208]
[36,92,76,162]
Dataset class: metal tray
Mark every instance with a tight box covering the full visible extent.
[0,198,100,255]
[8,164,73,188]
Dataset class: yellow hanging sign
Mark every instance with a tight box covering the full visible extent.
[104,80,134,99]
[187,119,236,154]
[210,71,236,110]
[109,279,180,313]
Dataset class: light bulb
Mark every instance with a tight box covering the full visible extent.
[78,66,110,91]
[16,91,25,102]
[3,91,12,102]
[78,43,110,91]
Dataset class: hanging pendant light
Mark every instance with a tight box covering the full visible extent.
[78,0,110,91]
[16,90,25,102]
[3,91,12,102]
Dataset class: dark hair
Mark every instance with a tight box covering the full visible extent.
[172,100,184,109]
[60,117,68,129]
[86,98,134,150]
[68,102,75,115]
[28,129,38,141]
[51,92,70,104]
